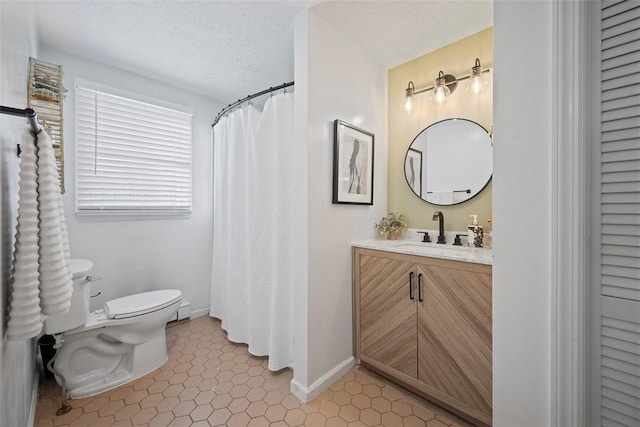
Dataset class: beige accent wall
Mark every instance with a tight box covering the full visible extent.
[388,28,493,232]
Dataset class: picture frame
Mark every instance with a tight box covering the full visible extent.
[333,119,375,205]
[405,148,422,198]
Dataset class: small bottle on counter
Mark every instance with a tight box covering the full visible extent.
[468,215,484,248]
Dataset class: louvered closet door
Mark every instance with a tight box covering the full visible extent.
[599,1,640,425]
[359,253,417,378]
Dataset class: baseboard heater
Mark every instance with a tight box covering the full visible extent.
[169,298,191,322]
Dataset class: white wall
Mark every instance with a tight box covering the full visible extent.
[293,9,388,394]
[0,2,40,425]
[39,46,221,316]
[493,1,553,425]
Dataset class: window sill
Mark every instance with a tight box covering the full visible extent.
[75,210,192,222]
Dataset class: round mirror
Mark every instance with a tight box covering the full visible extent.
[404,118,492,205]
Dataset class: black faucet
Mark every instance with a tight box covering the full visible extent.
[432,211,446,244]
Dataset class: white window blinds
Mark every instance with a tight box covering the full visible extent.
[75,85,192,214]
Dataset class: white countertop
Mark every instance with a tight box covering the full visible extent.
[353,239,493,265]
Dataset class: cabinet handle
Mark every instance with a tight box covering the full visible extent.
[409,272,414,300]
[418,273,423,302]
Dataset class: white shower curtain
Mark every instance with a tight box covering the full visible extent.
[211,92,295,371]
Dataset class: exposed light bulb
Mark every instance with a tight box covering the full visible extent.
[403,95,413,112]
[403,81,415,113]
[432,85,450,103]
[432,71,450,104]
[466,58,488,95]
[467,77,486,95]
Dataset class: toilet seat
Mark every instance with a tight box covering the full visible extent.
[104,289,182,319]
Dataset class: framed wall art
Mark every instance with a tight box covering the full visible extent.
[333,119,374,205]
[405,147,422,198]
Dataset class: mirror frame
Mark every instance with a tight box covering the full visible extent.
[404,118,492,206]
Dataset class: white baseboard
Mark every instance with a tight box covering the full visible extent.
[290,356,355,403]
[190,307,209,319]
[28,369,40,427]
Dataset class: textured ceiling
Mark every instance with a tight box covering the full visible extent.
[32,1,492,105]
[313,1,493,68]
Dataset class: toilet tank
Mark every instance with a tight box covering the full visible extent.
[44,259,93,335]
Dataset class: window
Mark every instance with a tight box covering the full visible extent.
[75,84,192,215]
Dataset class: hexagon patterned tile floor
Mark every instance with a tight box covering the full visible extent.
[35,316,472,426]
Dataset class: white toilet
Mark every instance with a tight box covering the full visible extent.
[44,259,182,398]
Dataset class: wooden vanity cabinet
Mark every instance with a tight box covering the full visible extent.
[353,247,492,426]
[357,252,417,377]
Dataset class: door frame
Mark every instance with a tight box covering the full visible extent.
[587,1,603,424]
[551,0,598,425]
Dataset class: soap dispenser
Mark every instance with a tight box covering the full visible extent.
[468,215,484,248]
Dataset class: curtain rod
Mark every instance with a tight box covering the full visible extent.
[212,81,294,128]
[1,105,40,135]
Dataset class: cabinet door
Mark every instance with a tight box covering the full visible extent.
[359,252,417,378]
[417,261,492,420]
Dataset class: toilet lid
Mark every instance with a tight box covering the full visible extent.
[104,289,182,319]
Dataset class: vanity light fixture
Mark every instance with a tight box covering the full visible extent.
[402,57,490,110]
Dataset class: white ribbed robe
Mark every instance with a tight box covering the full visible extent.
[7,128,72,340]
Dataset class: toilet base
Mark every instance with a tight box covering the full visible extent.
[65,355,168,399]
[54,327,170,399]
